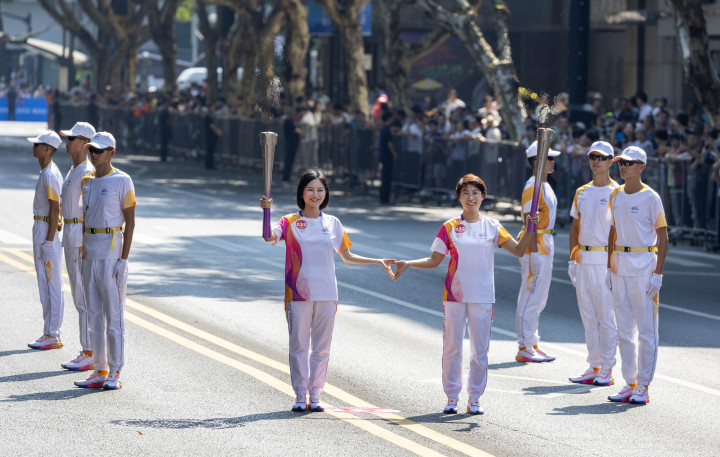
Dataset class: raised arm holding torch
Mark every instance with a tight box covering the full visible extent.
[261,132,278,238]
[527,127,555,232]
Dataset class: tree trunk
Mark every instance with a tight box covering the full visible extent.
[671,0,720,126]
[409,0,525,140]
[282,0,309,108]
[158,34,178,94]
[338,14,369,117]
[238,43,259,116]
[257,19,285,119]
[196,1,220,102]
[147,0,180,95]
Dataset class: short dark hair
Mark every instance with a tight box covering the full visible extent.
[297,169,330,210]
[455,174,487,199]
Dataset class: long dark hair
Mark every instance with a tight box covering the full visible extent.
[296,169,330,210]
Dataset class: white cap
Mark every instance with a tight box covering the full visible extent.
[525,140,560,158]
[27,131,62,149]
[84,132,116,150]
[60,122,96,140]
[588,141,614,157]
[614,146,647,164]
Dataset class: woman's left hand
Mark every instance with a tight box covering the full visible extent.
[380,259,396,279]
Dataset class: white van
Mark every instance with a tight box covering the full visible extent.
[176,67,244,91]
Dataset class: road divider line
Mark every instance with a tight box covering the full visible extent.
[0,248,494,457]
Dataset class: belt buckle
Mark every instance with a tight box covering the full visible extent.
[623,247,630,252]
[105,228,112,234]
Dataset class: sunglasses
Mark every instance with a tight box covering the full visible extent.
[66,136,78,141]
[588,155,612,161]
[547,157,555,162]
[89,147,111,155]
[617,160,644,167]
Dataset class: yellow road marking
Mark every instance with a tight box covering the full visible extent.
[1,248,494,457]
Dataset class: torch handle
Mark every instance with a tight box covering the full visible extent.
[526,185,541,233]
[262,199,272,239]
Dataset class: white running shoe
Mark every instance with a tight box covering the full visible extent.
[291,394,308,412]
[466,397,483,415]
[61,351,94,371]
[608,384,637,402]
[74,370,109,388]
[309,393,324,412]
[593,368,614,386]
[569,367,600,384]
[103,371,122,390]
[533,346,556,362]
[28,334,63,350]
[443,396,458,414]
[629,385,650,404]
[515,347,545,363]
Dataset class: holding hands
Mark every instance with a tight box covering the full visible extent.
[260,195,273,209]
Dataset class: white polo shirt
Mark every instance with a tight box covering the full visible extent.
[32,162,63,246]
[570,180,619,264]
[61,159,95,248]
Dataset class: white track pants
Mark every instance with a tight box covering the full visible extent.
[65,246,90,351]
[32,240,64,337]
[611,272,659,386]
[516,253,553,347]
[442,301,493,398]
[286,301,337,396]
[83,259,126,372]
[575,263,617,369]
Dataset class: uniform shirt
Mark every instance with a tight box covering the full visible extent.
[82,168,136,260]
[609,184,667,276]
[570,180,619,264]
[521,176,557,256]
[61,159,95,248]
[430,214,512,303]
[32,162,63,246]
[272,212,352,303]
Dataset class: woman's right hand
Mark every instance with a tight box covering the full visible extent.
[393,260,409,281]
[260,195,273,209]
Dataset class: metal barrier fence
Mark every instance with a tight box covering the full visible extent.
[58,103,719,249]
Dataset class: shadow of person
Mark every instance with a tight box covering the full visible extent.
[548,402,634,416]
[487,361,523,370]
[521,384,595,396]
[401,413,482,432]
[110,411,305,430]
[0,370,77,383]
[0,349,38,358]
[2,388,102,402]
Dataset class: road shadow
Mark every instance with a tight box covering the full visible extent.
[522,384,593,396]
[400,413,482,432]
[0,349,38,358]
[0,370,76,383]
[548,402,636,415]
[2,388,102,402]
[110,411,304,430]
[487,361,522,371]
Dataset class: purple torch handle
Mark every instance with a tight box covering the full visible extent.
[527,188,541,233]
[263,204,272,238]
[527,127,555,233]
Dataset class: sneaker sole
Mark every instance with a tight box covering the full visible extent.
[103,383,122,390]
[629,397,649,405]
[515,355,544,363]
[309,406,325,412]
[28,343,63,350]
[291,404,309,412]
[569,378,597,384]
[608,396,631,402]
[75,382,105,388]
[466,407,484,415]
[593,379,614,386]
[443,408,458,414]
[62,364,95,371]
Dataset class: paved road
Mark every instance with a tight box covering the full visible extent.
[1,122,719,456]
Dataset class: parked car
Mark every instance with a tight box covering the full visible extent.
[176,67,243,91]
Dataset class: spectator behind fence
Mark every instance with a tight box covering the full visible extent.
[204,103,222,170]
[379,111,396,204]
[282,106,302,183]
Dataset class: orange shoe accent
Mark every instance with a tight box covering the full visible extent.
[97,370,109,376]
[83,350,93,357]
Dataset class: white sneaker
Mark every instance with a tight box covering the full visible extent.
[443,396,458,414]
[593,368,614,386]
[28,334,63,350]
[608,384,637,402]
[103,371,122,390]
[309,393,324,412]
[291,394,308,412]
[629,385,649,404]
[515,347,545,363]
[533,346,556,362]
[61,351,94,371]
[466,397,483,415]
[569,367,600,384]
[74,370,109,388]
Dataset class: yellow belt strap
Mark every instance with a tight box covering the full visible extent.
[33,215,50,222]
[613,245,657,253]
[579,244,608,251]
[64,217,84,224]
[521,227,555,235]
[84,226,123,250]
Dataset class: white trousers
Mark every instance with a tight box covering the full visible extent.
[32,239,64,337]
[611,272,659,386]
[286,301,336,396]
[442,301,493,398]
[83,259,126,372]
[575,263,617,369]
[516,253,553,347]
[65,245,91,351]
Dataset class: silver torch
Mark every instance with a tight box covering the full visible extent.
[527,127,555,232]
[261,131,278,238]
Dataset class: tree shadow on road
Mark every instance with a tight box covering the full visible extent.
[110,411,303,430]
[0,349,38,358]
[1,388,102,402]
[0,370,77,383]
[400,413,482,432]
[548,402,635,415]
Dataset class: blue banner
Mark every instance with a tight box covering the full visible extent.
[0,97,49,122]
[308,1,371,36]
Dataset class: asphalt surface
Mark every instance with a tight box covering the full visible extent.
[1,121,719,456]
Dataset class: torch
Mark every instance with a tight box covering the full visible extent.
[261,131,278,238]
[527,127,555,233]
